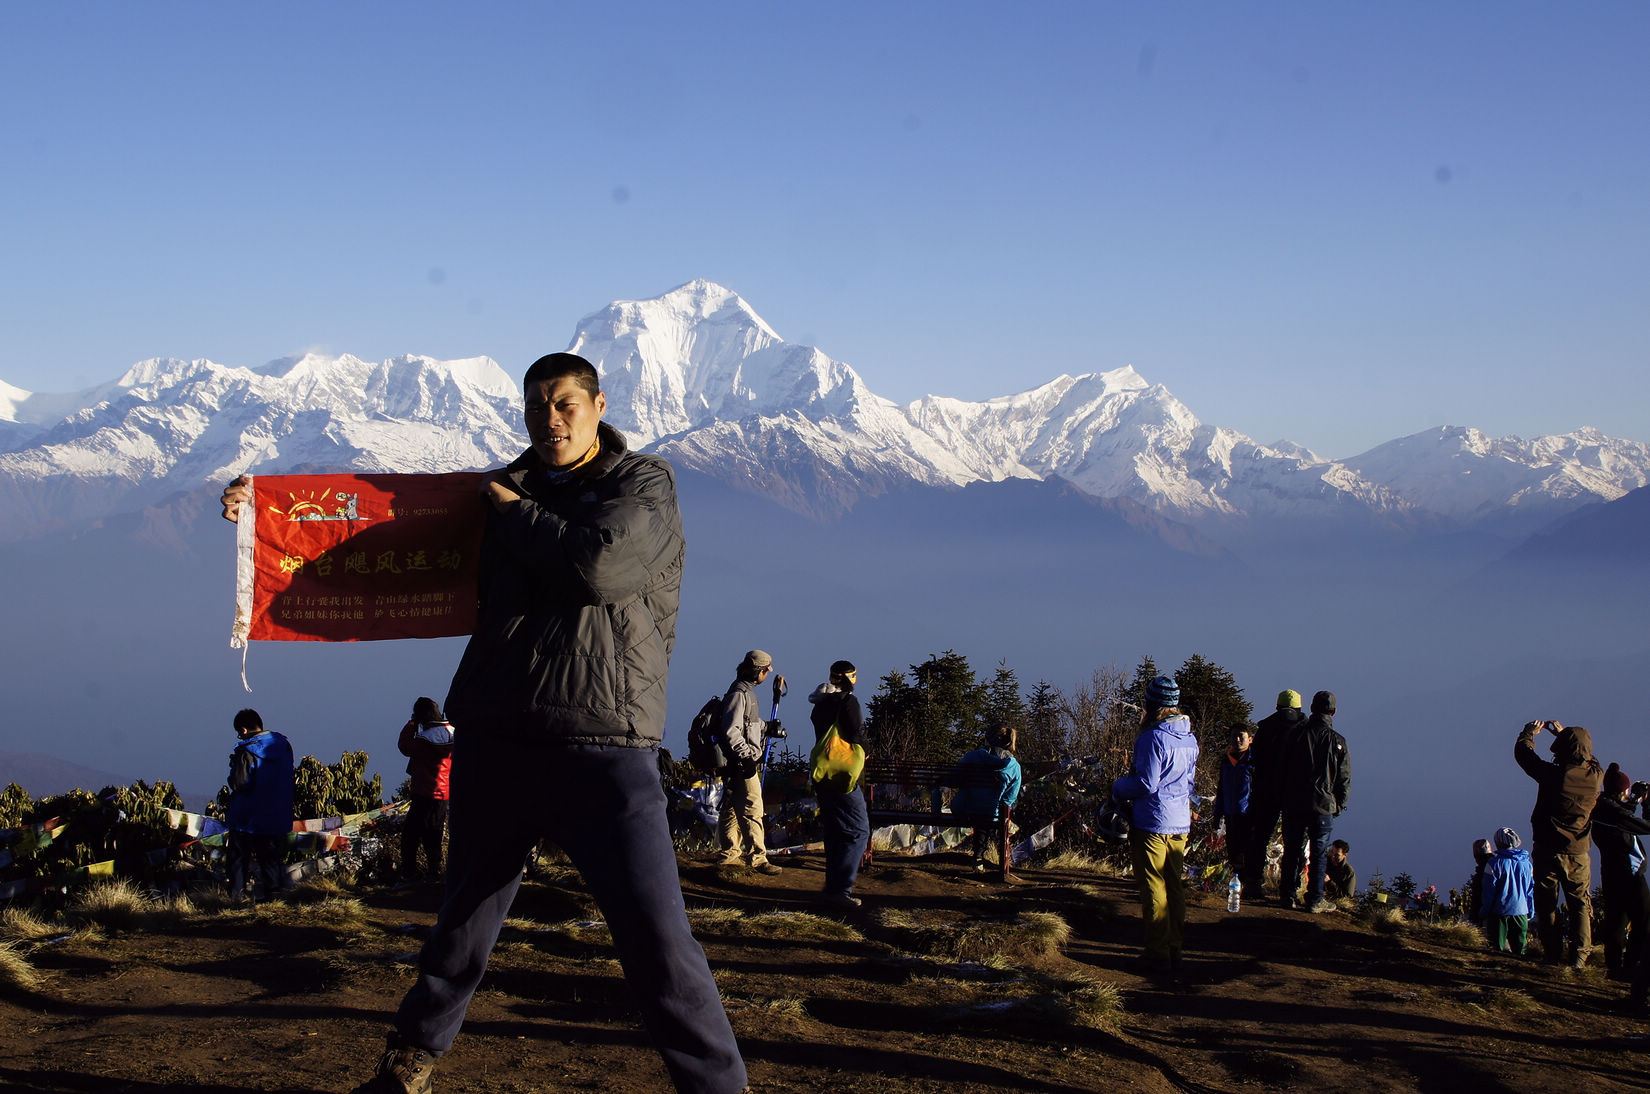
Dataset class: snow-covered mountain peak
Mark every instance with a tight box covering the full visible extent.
[2,281,1647,539]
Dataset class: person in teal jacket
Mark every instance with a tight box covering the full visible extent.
[954,724,1023,883]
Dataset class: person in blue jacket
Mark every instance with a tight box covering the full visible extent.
[1481,827,1535,955]
[224,708,295,905]
[954,723,1024,884]
[1111,676,1200,973]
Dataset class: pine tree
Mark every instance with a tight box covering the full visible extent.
[1174,653,1253,793]
[1022,679,1064,762]
[983,660,1026,736]
[865,651,986,762]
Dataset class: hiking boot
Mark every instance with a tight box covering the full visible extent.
[1309,900,1338,914]
[755,861,782,876]
[352,1035,436,1094]
[822,892,862,911]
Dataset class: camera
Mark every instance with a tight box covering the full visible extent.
[765,722,786,740]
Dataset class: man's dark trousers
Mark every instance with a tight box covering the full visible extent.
[394,737,746,1094]
[1279,811,1334,907]
[226,830,285,899]
[401,796,448,880]
[818,785,869,898]
[1241,797,1280,896]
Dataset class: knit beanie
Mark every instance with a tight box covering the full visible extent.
[1494,827,1522,850]
[1146,675,1180,709]
[1277,689,1302,710]
[1605,763,1632,797]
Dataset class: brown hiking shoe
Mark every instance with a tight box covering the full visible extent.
[351,1035,436,1094]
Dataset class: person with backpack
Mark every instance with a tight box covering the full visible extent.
[716,650,783,875]
[397,697,454,884]
[809,660,869,910]
[953,723,1023,884]
[1111,675,1199,973]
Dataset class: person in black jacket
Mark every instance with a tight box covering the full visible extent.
[230,353,748,1094]
[1276,691,1350,913]
[1241,690,1305,900]
[1592,763,1650,982]
[809,659,869,910]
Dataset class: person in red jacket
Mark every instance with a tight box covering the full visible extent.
[399,697,454,883]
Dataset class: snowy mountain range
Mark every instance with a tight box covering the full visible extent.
[2,279,1646,541]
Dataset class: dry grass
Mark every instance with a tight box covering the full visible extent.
[1057,976,1127,1028]
[269,895,370,933]
[1424,919,1486,948]
[690,906,865,943]
[0,941,42,993]
[883,910,1071,963]
[1039,849,1105,872]
[1481,986,1539,1012]
[1360,904,1406,935]
[68,879,151,932]
[286,876,354,904]
[1,905,63,942]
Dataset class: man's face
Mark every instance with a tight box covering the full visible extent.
[1329,847,1347,864]
[525,377,606,469]
[1233,731,1253,753]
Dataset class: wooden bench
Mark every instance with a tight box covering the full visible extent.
[861,760,1014,873]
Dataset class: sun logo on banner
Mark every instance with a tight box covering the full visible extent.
[268,489,367,522]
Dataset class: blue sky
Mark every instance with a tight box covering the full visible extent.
[2,2,1645,457]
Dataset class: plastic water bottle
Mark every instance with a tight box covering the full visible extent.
[1227,876,1242,913]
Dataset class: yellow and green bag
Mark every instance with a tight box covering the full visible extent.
[809,724,866,794]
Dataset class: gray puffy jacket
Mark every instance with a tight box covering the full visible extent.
[444,423,685,747]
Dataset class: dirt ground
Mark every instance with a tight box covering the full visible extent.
[3,848,1649,1094]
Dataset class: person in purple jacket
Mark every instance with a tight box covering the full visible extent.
[1111,676,1200,973]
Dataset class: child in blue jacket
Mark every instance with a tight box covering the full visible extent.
[1482,827,1535,954]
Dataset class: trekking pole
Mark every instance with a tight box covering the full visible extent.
[761,674,788,772]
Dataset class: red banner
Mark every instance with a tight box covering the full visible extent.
[231,473,486,643]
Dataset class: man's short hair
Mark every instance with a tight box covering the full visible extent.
[523,352,600,399]
[233,708,263,733]
[1331,839,1350,854]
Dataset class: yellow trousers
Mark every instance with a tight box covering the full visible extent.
[1130,829,1188,960]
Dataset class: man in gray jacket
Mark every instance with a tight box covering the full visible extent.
[228,352,747,1094]
[717,650,783,874]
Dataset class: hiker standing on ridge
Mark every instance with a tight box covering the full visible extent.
[228,352,747,1094]
[223,708,295,906]
[1241,690,1305,901]
[716,649,784,875]
[1277,690,1349,913]
[1589,763,1650,981]
[1217,722,1255,880]
[1111,675,1199,974]
[397,697,454,884]
[1516,719,1603,970]
[1482,827,1534,954]
[953,723,1024,884]
[809,660,870,911]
